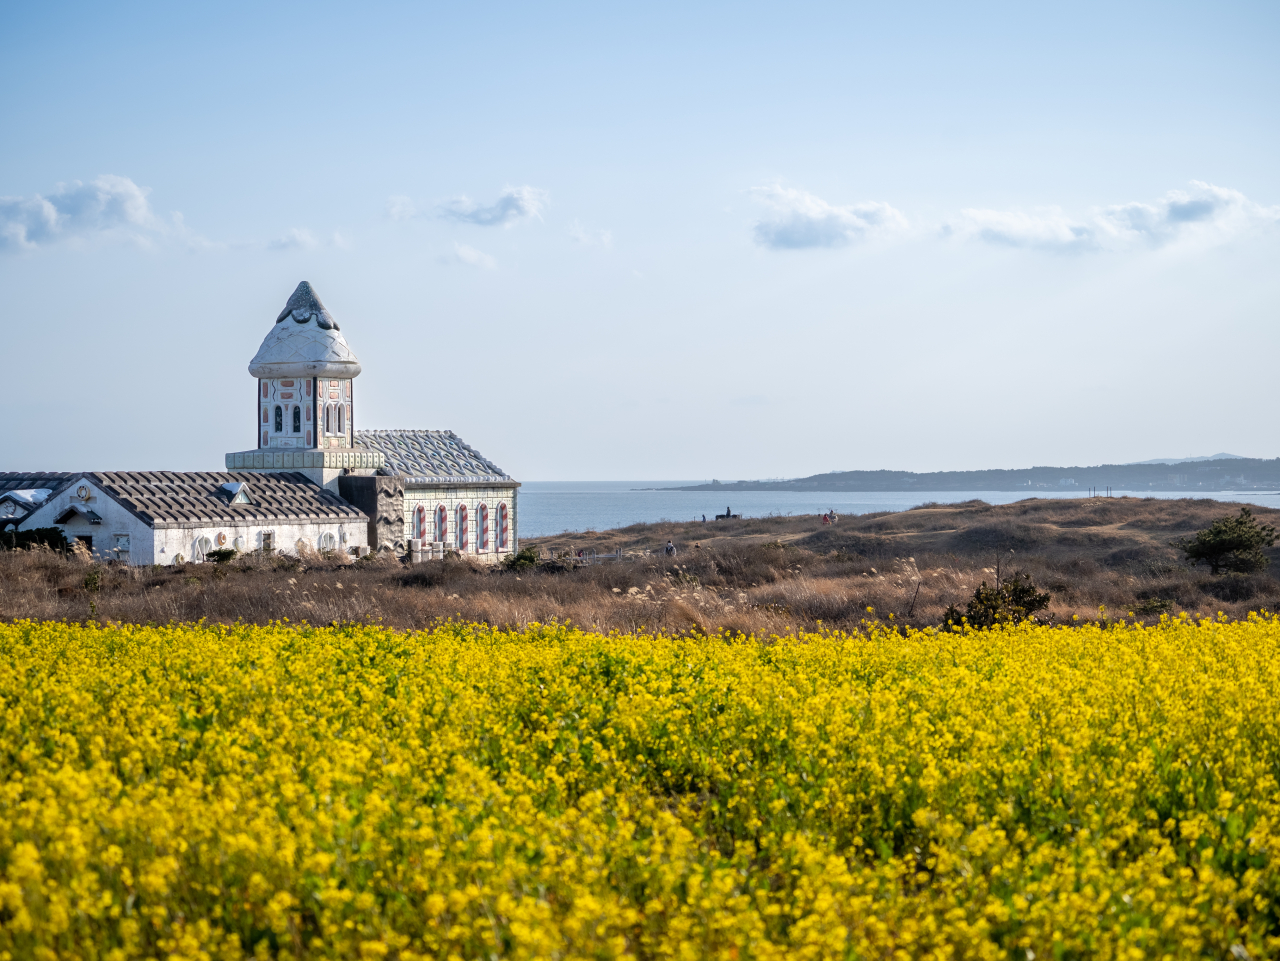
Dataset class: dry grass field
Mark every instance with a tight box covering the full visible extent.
[4,495,1280,634]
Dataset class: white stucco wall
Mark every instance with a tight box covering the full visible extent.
[20,480,156,564]
[152,519,367,565]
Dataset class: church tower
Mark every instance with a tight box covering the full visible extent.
[226,282,384,489]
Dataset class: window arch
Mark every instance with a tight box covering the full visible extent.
[435,505,447,543]
[497,503,509,550]
[478,503,489,551]
[457,504,469,551]
[274,406,283,433]
[292,406,301,433]
[414,505,427,540]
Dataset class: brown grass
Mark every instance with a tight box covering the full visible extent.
[4,496,1280,634]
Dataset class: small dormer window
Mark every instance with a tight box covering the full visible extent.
[221,482,252,504]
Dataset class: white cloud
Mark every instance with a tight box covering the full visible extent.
[386,195,417,221]
[750,185,908,249]
[439,185,548,226]
[945,207,1097,252]
[0,175,159,250]
[569,219,612,247]
[949,182,1280,253]
[266,228,349,252]
[268,228,320,251]
[448,241,496,269]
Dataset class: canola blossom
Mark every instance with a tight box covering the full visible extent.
[1,617,1279,960]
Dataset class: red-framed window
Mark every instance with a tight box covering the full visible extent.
[415,505,427,540]
[457,504,469,551]
[497,503,509,550]
[435,505,447,543]
[478,504,489,551]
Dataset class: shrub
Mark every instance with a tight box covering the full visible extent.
[1172,507,1278,575]
[205,548,237,564]
[945,572,1051,628]
[0,527,69,552]
[503,546,539,571]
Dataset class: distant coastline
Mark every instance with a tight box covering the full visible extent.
[656,455,1280,494]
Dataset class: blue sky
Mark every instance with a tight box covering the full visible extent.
[2,1,1278,479]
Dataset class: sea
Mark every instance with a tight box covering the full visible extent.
[516,481,1280,539]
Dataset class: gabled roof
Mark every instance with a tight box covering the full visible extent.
[355,429,514,485]
[0,473,77,497]
[82,471,367,530]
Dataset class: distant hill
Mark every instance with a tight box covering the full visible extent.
[1126,453,1246,465]
[666,456,1278,493]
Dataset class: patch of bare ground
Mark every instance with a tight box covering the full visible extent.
[4,496,1280,634]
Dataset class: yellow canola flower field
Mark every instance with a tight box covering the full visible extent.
[2,617,1279,961]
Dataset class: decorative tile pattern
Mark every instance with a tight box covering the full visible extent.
[355,430,511,483]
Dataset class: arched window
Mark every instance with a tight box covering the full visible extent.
[274,406,283,432]
[478,504,489,551]
[457,504,469,551]
[262,407,268,423]
[323,406,331,434]
[498,503,509,550]
[435,505,447,543]
[414,505,427,540]
[337,405,344,433]
[292,406,301,433]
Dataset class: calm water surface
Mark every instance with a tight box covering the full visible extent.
[516,482,1280,539]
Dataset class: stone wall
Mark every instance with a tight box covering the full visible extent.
[338,475,405,553]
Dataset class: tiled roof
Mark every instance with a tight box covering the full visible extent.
[354,430,513,484]
[87,471,367,528]
[0,473,77,497]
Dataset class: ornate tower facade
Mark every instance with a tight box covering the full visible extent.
[226,282,384,489]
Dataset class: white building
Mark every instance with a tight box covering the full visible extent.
[225,281,519,562]
[8,471,367,563]
[5,281,518,564]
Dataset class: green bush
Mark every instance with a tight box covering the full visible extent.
[945,572,1051,628]
[0,527,70,552]
[1172,507,1277,575]
[503,546,538,571]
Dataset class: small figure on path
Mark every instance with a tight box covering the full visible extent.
[702,514,706,523]
[665,540,677,557]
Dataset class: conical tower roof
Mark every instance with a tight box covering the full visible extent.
[248,282,362,379]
